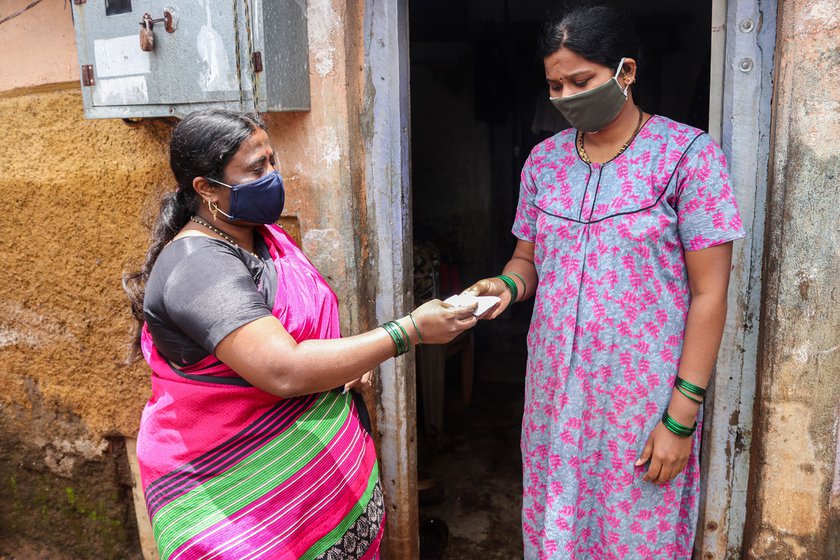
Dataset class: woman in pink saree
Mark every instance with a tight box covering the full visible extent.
[124,110,477,560]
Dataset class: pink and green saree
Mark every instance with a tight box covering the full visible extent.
[136,224,384,559]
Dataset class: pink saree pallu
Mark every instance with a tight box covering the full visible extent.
[136,225,384,560]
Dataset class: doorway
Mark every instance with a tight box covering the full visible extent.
[407,1,714,557]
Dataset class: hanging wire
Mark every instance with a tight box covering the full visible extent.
[0,0,45,27]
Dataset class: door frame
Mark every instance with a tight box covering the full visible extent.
[363,0,417,558]
[363,0,777,558]
[699,0,776,558]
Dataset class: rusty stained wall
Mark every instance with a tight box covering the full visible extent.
[0,0,372,557]
[743,1,840,558]
[265,0,368,336]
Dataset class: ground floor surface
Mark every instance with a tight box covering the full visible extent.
[419,319,528,559]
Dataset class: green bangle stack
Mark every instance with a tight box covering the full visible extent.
[674,377,706,404]
[661,409,697,437]
[509,272,527,298]
[496,274,518,302]
[676,386,703,404]
[382,320,411,357]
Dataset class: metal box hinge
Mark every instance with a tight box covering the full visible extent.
[81,65,95,86]
[252,52,263,73]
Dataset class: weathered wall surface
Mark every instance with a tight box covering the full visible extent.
[0,0,372,556]
[0,86,169,558]
[743,1,840,558]
[264,0,366,335]
[0,7,174,556]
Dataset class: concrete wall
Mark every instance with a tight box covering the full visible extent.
[743,1,840,558]
[0,0,372,556]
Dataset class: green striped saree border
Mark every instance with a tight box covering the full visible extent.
[153,392,350,558]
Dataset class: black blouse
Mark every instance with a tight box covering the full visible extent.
[143,235,277,366]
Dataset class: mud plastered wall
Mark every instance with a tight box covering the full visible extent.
[0,0,370,556]
[744,1,840,558]
[0,86,170,558]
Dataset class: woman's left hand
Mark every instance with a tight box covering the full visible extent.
[635,421,693,484]
[344,370,373,393]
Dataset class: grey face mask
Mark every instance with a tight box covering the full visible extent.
[550,58,629,133]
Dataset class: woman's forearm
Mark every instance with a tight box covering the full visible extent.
[502,241,539,302]
[216,300,477,398]
[667,242,734,424]
[282,324,416,396]
[217,315,420,398]
[668,292,728,424]
[502,257,538,302]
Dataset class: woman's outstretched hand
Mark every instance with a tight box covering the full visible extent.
[411,299,478,344]
[462,278,510,320]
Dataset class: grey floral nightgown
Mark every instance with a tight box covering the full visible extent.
[512,115,746,559]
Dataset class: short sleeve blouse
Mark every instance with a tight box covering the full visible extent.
[143,235,276,366]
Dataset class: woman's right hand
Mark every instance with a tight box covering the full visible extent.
[463,277,511,320]
[410,299,478,344]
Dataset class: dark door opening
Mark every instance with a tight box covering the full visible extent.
[408,2,713,557]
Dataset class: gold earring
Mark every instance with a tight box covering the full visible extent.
[208,200,219,221]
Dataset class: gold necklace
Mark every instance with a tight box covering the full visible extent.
[577,106,644,165]
[190,215,260,259]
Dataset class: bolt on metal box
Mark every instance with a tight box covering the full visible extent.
[71,0,310,119]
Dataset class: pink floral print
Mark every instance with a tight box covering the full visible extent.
[512,115,745,559]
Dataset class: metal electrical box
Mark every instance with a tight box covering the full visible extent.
[71,0,309,119]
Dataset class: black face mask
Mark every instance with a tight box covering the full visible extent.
[206,170,285,224]
[549,58,630,132]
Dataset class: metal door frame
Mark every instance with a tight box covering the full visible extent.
[700,0,776,558]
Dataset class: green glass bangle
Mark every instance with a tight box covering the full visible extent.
[661,409,696,437]
[394,320,412,352]
[676,385,703,404]
[496,275,514,296]
[662,416,694,438]
[395,323,409,354]
[409,313,423,344]
[509,272,527,298]
[382,321,407,356]
[395,328,408,355]
[496,274,518,302]
[391,321,408,355]
[675,376,707,397]
[381,322,400,356]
